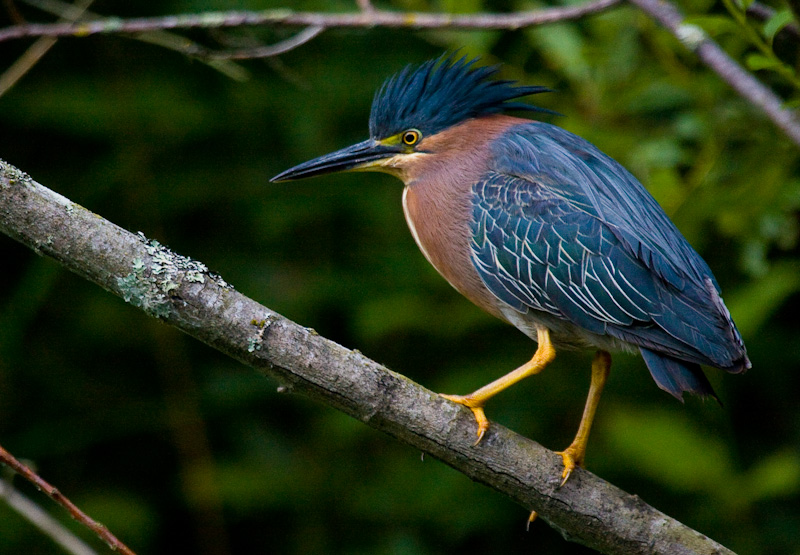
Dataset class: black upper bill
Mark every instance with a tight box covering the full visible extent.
[270,139,399,182]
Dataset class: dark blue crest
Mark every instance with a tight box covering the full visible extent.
[368,54,554,140]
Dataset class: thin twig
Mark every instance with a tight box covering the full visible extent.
[0,478,99,555]
[0,0,94,97]
[0,443,136,555]
[3,0,25,24]
[200,25,324,60]
[356,0,375,13]
[21,0,249,81]
[628,0,800,148]
[0,0,622,42]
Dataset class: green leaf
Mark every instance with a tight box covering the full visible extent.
[745,53,783,71]
[763,9,795,42]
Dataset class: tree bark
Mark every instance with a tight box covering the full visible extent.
[0,159,734,555]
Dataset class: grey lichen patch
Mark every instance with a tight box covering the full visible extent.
[117,259,171,318]
[116,232,230,318]
[676,23,706,50]
[204,269,230,289]
[248,315,275,353]
[0,159,33,189]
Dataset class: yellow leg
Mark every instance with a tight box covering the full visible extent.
[556,350,611,486]
[440,327,556,444]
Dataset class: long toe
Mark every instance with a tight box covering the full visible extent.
[439,393,490,444]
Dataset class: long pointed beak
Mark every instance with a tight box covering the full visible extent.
[270,138,400,182]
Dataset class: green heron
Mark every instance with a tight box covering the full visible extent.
[272,54,751,485]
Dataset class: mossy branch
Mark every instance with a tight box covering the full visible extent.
[0,158,734,555]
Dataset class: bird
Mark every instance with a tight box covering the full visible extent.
[271,54,751,485]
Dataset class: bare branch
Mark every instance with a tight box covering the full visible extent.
[0,443,136,555]
[0,0,94,97]
[2,0,797,146]
[628,0,800,147]
[0,477,99,555]
[22,0,249,80]
[0,1,621,43]
[0,158,736,555]
[201,25,324,61]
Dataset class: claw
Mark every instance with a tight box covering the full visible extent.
[440,393,490,445]
[526,510,538,531]
[556,446,583,487]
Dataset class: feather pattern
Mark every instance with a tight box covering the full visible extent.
[470,122,750,398]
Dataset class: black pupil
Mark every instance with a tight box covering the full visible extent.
[404,132,416,144]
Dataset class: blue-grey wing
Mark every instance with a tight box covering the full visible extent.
[470,122,749,397]
[472,173,651,328]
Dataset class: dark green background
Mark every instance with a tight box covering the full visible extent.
[1,0,798,553]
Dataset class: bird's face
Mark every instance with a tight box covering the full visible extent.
[272,54,553,184]
[270,128,427,184]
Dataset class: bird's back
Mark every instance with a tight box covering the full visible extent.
[470,121,750,397]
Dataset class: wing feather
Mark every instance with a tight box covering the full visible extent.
[469,122,750,376]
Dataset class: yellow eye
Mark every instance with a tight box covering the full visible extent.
[401,129,421,146]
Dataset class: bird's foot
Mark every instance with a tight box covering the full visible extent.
[526,510,538,531]
[439,393,490,445]
[555,445,585,487]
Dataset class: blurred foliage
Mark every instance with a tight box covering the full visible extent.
[0,0,799,553]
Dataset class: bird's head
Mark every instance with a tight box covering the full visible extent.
[270,54,553,183]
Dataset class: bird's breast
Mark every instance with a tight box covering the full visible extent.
[398,115,536,325]
[402,186,436,268]
[401,180,507,322]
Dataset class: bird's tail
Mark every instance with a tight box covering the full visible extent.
[639,347,717,401]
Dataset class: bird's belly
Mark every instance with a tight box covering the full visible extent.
[500,304,637,354]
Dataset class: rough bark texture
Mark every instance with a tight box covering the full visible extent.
[0,159,734,555]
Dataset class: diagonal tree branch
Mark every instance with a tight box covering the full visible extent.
[0,159,735,554]
[0,0,94,98]
[0,477,99,555]
[628,0,800,147]
[0,444,134,554]
[20,0,249,80]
